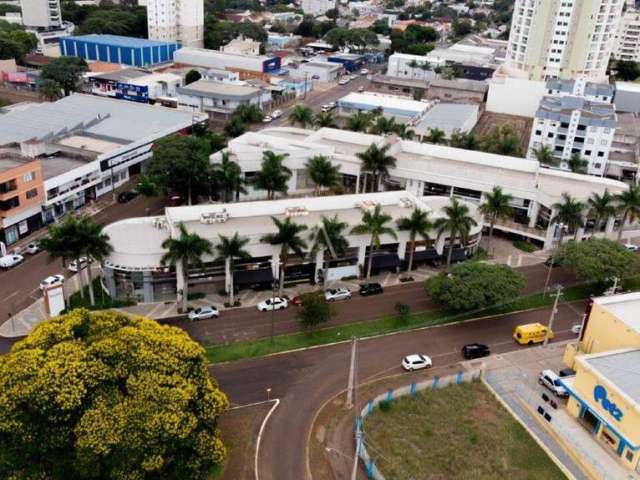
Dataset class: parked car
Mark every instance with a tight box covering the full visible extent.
[359,283,383,296]
[624,243,639,252]
[25,242,41,255]
[544,256,562,267]
[538,369,568,397]
[325,287,352,302]
[401,354,432,371]
[262,115,273,123]
[360,68,369,75]
[513,322,553,345]
[117,190,139,203]
[0,254,24,269]
[321,103,336,112]
[257,297,288,312]
[68,257,92,273]
[271,109,283,119]
[358,86,365,92]
[461,343,491,360]
[338,78,350,85]
[290,295,303,306]
[40,274,64,291]
[188,306,219,321]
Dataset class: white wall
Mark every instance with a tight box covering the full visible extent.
[486,76,546,118]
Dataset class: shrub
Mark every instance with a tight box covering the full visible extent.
[378,399,392,412]
[513,240,536,253]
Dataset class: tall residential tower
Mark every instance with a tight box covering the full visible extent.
[505,0,625,82]
[147,0,204,48]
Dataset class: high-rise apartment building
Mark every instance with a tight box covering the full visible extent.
[613,6,640,61]
[147,0,204,48]
[506,0,625,82]
[20,0,61,29]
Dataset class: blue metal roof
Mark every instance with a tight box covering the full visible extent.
[62,34,179,48]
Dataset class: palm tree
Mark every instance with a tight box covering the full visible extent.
[213,151,246,202]
[551,193,586,243]
[532,145,558,166]
[161,223,212,312]
[587,190,616,233]
[345,111,373,132]
[79,216,112,306]
[615,185,640,241]
[480,126,522,156]
[568,152,588,174]
[224,117,246,138]
[309,215,349,285]
[394,123,415,140]
[215,233,250,306]
[252,151,292,200]
[39,79,62,102]
[314,111,337,128]
[40,219,76,305]
[306,155,341,195]
[434,198,478,266]
[369,116,397,135]
[449,131,477,150]
[356,143,396,193]
[289,105,314,128]
[478,186,513,254]
[424,128,447,145]
[261,217,308,296]
[397,208,432,273]
[351,204,397,279]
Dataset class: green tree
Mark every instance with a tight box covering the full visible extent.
[204,17,268,50]
[79,216,112,306]
[0,309,228,480]
[434,197,478,266]
[478,186,513,254]
[356,143,396,193]
[587,190,616,233]
[397,208,432,273]
[213,151,246,202]
[345,111,374,132]
[136,174,159,197]
[41,56,88,96]
[615,185,640,241]
[369,116,397,135]
[351,204,397,279]
[424,128,447,145]
[426,262,525,311]
[78,8,146,36]
[551,193,586,242]
[314,111,337,128]
[394,123,415,140]
[161,223,213,312]
[296,291,335,333]
[568,152,588,174]
[39,217,78,304]
[479,126,522,156]
[309,215,349,285]
[558,238,640,287]
[224,117,247,138]
[306,155,341,195]
[233,103,264,123]
[0,25,37,60]
[261,217,308,296]
[252,150,292,200]
[613,60,640,81]
[185,69,202,84]
[532,145,559,166]
[449,131,478,150]
[289,105,313,128]
[215,233,250,306]
[38,79,62,101]
[146,135,212,205]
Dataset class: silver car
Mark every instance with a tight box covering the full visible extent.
[325,287,352,302]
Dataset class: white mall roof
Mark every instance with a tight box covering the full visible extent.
[594,292,640,335]
[580,348,640,407]
[338,92,429,115]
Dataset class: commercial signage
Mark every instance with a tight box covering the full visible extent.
[115,82,149,103]
[594,385,623,421]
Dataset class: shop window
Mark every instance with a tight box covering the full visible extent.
[26,188,38,199]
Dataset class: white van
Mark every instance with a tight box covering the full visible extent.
[538,369,568,397]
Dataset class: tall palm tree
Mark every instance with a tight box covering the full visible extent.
[434,198,478,266]
[397,208,432,273]
[39,79,62,102]
[309,215,349,285]
[449,131,477,150]
[252,150,292,200]
[394,123,415,140]
[40,218,77,305]
[306,155,341,195]
[356,143,396,193]
[615,185,640,241]
[369,116,397,135]
[478,186,513,254]
[261,217,308,296]
[345,111,373,132]
[314,111,337,128]
[215,233,250,306]
[587,190,616,233]
[351,204,397,279]
[289,105,314,128]
[79,216,113,306]
[551,193,586,243]
[568,152,588,174]
[532,145,558,166]
[161,223,213,312]
[424,128,447,145]
[213,151,246,202]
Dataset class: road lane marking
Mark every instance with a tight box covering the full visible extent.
[255,399,280,480]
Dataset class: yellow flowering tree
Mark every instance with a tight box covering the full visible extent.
[0,309,228,480]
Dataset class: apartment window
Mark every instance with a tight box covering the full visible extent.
[26,188,38,199]
[0,179,17,194]
[585,150,592,155]
[535,130,542,136]
[595,163,602,169]
[547,132,554,138]
[554,146,564,152]
[22,171,35,182]
[0,196,19,211]
[597,151,605,157]
[577,125,586,131]
[561,122,570,128]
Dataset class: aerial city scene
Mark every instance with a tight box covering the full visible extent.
[2,0,640,478]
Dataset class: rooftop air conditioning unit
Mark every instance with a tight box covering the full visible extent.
[200,209,230,224]
[399,197,414,208]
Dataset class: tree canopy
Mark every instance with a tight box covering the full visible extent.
[426,262,525,311]
[204,17,267,50]
[0,309,228,480]
[0,21,37,60]
[323,27,379,52]
[296,291,335,333]
[77,7,147,37]
[41,56,88,95]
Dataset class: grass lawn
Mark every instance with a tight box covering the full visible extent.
[364,380,566,479]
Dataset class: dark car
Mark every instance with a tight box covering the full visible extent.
[462,343,491,360]
[117,190,139,203]
[359,283,383,296]
[544,256,562,267]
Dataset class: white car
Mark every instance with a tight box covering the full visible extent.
[257,297,288,312]
[68,257,91,273]
[25,242,40,255]
[570,323,582,335]
[262,115,273,123]
[624,243,639,252]
[271,109,283,119]
[401,354,432,371]
[338,78,350,85]
[325,287,352,302]
[188,306,219,321]
[360,68,369,75]
[0,254,24,269]
[40,274,64,291]
[538,369,568,397]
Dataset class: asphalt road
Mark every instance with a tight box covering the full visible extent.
[211,300,587,480]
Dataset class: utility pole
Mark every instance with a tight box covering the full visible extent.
[544,285,563,346]
[351,422,361,480]
[346,336,358,409]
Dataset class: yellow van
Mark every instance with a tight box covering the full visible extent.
[513,323,554,345]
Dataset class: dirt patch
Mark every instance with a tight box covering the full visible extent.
[473,111,533,154]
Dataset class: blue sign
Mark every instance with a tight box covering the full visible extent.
[594,385,623,421]
[115,82,149,103]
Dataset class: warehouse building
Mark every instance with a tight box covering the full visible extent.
[337,92,429,122]
[173,47,282,79]
[413,103,480,139]
[88,68,182,103]
[176,79,270,118]
[59,34,180,67]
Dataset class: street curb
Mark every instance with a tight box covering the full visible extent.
[255,399,280,480]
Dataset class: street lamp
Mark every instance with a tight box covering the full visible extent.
[544,222,567,295]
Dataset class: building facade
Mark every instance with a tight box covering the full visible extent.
[173,47,282,77]
[176,79,269,118]
[613,7,640,61]
[386,53,437,82]
[506,0,625,82]
[147,0,204,48]
[300,0,334,16]
[20,0,61,28]
[89,68,182,103]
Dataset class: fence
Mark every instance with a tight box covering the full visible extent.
[355,369,482,480]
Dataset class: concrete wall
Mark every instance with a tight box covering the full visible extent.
[486,76,547,118]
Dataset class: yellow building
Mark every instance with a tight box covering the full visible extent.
[562,292,640,472]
